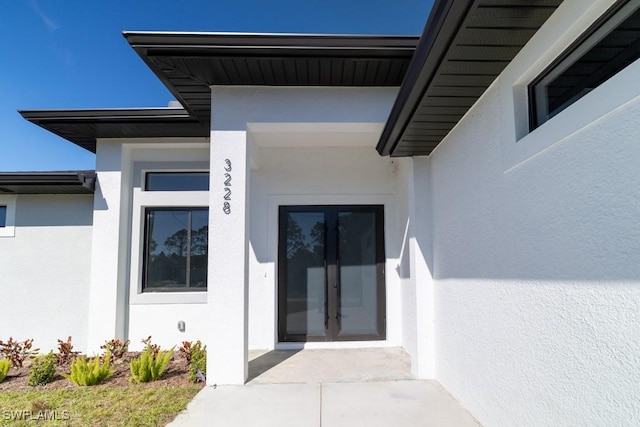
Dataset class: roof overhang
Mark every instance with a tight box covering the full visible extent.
[20,33,419,152]
[377,0,563,157]
[19,108,208,153]
[123,32,420,126]
[0,171,96,194]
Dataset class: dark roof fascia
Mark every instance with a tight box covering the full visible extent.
[376,0,473,156]
[19,108,207,153]
[123,32,420,56]
[20,108,194,121]
[0,171,96,194]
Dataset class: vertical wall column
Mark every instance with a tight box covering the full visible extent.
[86,141,130,352]
[408,157,436,379]
[207,130,250,385]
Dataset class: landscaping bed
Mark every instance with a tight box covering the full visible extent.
[0,351,204,426]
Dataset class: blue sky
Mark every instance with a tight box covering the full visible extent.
[0,0,432,171]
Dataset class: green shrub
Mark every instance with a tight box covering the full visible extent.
[28,352,57,386]
[130,345,174,383]
[140,336,160,358]
[0,359,11,383]
[188,341,206,383]
[65,353,113,386]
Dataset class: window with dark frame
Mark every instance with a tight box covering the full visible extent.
[143,208,208,292]
[529,0,640,130]
[0,206,6,227]
[145,172,209,191]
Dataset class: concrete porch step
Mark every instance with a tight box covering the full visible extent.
[247,347,414,384]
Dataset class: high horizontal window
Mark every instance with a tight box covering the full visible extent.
[143,208,208,292]
[145,172,209,191]
[529,0,640,130]
[0,206,6,227]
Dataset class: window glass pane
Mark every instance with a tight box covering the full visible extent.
[145,172,209,191]
[189,209,209,288]
[0,206,6,227]
[285,211,326,336]
[531,2,640,128]
[337,211,378,335]
[144,208,208,291]
[145,210,189,289]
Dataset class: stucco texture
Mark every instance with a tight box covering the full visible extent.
[428,78,640,425]
[0,195,93,352]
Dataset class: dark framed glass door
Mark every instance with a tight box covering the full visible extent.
[278,205,386,342]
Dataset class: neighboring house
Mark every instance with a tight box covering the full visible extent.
[1,0,639,425]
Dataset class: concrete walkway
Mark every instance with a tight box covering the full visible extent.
[168,348,480,427]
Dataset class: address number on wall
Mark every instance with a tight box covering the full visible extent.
[223,159,232,214]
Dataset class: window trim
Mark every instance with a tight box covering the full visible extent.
[528,0,640,130]
[129,170,209,305]
[0,196,17,238]
[0,205,6,228]
[142,207,209,293]
[497,0,640,171]
[144,171,210,192]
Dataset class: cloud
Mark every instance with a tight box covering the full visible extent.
[29,0,59,31]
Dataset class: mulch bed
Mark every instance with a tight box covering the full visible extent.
[0,352,203,391]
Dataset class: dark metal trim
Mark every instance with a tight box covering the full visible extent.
[278,205,386,343]
[19,108,208,153]
[124,31,419,53]
[19,108,194,121]
[528,0,631,131]
[141,207,209,293]
[377,0,474,156]
[0,171,97,194]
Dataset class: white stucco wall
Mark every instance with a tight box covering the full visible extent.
[88,139,212,352]
[0,195,93,352]
[427,1,640,423]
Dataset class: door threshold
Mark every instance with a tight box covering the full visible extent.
[275,340,394,350]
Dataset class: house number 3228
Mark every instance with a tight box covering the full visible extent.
[223,159,232,214]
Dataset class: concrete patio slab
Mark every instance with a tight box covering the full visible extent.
[168,380,479,427]
[169,383,322,427]
[169,348,480,426]
[321,381,480,427]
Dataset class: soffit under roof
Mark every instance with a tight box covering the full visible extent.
[19,108,208,153]
[377,0,563,157]
[124,32,420,126]
[0,171,96,194]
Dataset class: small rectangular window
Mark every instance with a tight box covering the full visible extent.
[0,206,6,227]
[143,208,208,292]
[145,172,209,191]
[529,0,640,129]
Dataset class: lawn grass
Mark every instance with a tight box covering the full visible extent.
[0,385,202,426]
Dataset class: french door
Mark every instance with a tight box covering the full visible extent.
[278,205,386,342]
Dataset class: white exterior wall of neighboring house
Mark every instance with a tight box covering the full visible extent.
[426,0,640,425]
[0,194,93,352]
